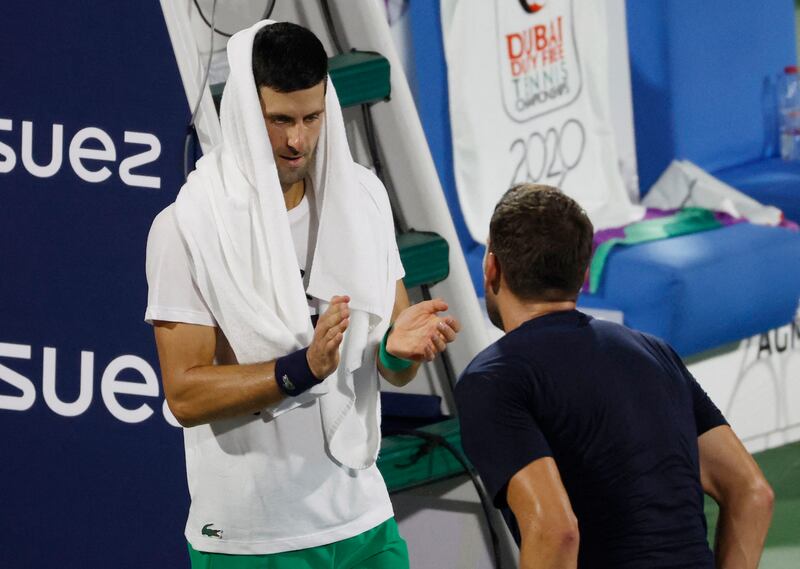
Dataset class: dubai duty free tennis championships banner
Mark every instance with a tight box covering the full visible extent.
[441,0,643,239]
[0,3,191,568]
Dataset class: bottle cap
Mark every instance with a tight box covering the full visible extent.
[785,65,798,74]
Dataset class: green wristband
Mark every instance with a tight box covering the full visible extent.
[380,325,414,371]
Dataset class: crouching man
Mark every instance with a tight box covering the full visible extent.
[455,184,773,569]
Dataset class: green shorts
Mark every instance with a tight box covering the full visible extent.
[188,518,409,569]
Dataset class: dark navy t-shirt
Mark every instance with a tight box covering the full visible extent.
[455,310,727,569]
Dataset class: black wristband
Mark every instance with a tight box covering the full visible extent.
[274,347,318,397]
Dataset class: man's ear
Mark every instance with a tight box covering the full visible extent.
[485,251,502,296]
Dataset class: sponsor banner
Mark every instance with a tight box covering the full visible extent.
[689,317,800,453]
[0,3,191,567]
[441,0,643,240]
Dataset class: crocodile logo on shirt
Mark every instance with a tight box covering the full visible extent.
[202,523,223,538]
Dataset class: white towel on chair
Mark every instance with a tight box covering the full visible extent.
[173,20,397,469]
[643,160,784,225]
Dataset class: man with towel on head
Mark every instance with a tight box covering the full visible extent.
[145,21,459,569]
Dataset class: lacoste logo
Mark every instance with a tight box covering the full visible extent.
[202,523,223,538]
[281,374,295,391]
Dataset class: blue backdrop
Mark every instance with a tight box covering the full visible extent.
[1,2,192,567]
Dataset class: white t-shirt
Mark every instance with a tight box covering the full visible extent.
[145,185,402,554]
[287,192,320,322]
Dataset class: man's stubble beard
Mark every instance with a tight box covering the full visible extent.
[277,148,317,188]
[485,291,504,331]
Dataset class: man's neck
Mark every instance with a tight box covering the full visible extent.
[500,299,577,333]
[283,179,305,210]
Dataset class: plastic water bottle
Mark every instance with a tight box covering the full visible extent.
[778,65,800,161]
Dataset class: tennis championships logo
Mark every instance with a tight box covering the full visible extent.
[498,0,581,122]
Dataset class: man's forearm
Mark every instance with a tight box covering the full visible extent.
[377,358,421,387]
[714,487,773,569]
[167,361,285,427]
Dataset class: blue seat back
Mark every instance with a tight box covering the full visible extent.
[626,0,797,192]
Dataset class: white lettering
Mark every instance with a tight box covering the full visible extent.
[119,131,161,189]
[0,342,179,426]
[0,119,16,174]
[68,127,116,183]
[0,118,161,189]
[21,121,63,178]
[101,355,159,423]
[0,343,36,411]
[42,348,94,417]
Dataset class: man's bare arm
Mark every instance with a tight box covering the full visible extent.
[377,279,460,387]
[154,296,350,427]
[154,321,283,427]
[699,425,774,569]
[508,457,580,569]
[376,280,419,387]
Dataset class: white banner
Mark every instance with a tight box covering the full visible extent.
[442,0,643,239]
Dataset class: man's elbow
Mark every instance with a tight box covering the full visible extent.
[719,477,775,520]
[554,519,580,552]
[164,389,201,428]
[525,517,580,555]
[747,480,775,518]
[167,400,197,428]
[174,413,201,429]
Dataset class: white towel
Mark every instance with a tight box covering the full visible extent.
[173,20,396,469]
[643,160,784,226]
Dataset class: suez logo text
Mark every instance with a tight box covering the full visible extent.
[0,342,180,427]
[0,119,161,189]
